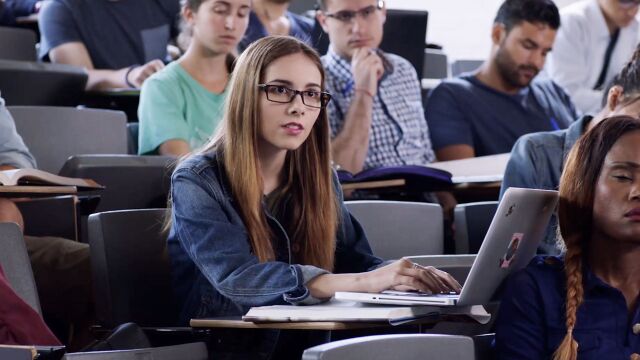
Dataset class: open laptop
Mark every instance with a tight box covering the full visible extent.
[335,187,558,307]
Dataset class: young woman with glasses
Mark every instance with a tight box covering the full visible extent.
[166,36,460,358]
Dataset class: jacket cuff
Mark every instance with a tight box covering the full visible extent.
[282,264,330,305]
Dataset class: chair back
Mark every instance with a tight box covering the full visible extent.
[60,155,175,213]
[345,200,443,259]
[473,333,496,360]
[126,122,139,155]
[454,201,499,254]
[0,26,37,61]
[63,342,208,360]
[0,60,87,106]
[88,209,177,328]
[302,334,474,360]
[451,59,483,77]
[424,48,448,79]
[0,223,41,314]
[8,106,128,173]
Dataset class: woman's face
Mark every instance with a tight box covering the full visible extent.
[187,0,250,54]
[257,52,323,155]
[593,129,640,243]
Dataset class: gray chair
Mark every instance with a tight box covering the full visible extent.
[0,222,42,314]
[126,122,139,155]
[454,201,499,254]
[0,60,87,106]
[424,48,449,79]
[409,254,476,285]
[473,333,496,360]
[0,26,37,61]
[8,106,128,173]
[302,334,474,360]
[87,209,178,328]
[59,155,175,213]
[345,200,443,259]
[63,342,208,360]
[451,59,483,77]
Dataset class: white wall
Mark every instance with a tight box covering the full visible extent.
[386,0,581,62]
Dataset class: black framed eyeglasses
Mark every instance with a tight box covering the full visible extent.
[324,0,384,24]
[257,84,332,109]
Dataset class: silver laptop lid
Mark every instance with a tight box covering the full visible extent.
[457,187,558,306]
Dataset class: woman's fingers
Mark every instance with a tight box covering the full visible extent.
[400,264,461,293]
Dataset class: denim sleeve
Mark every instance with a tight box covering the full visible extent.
[171,168,326,307]
[332,173,384,274]
[425,83,474,151]
[499,136,539,200]
[494,269,547,359]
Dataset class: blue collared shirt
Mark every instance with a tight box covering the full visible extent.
[499,116,590,254]
[322,49,435,169]
[495,256,640,359]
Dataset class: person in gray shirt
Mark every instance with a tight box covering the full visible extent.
[0,95,93,349]
[0,96,36,170]
[500,46,640,254]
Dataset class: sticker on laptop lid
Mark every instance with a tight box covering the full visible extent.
[499,233,523,269]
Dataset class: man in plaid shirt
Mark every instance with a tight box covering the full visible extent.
[316,0,435,173]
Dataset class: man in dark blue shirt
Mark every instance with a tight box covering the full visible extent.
[426,0,577,161]
[38,0,180,90]
[0,0,40,25]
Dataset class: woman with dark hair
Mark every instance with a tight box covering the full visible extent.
[501,44,640,254]
[495,115,640,359]
[167,36,460,358]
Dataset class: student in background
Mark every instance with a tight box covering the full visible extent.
[238,0,313,52]
[0,0,41,25]
[315,0,435,175]
[0,265,61,346]
[494,115,640,359]
[168,36,460,358]
[426,0,577,161]
[501,45,640,254]
[38,0,180,90]
[138,0,250,157]
[0,95,93,350]
[546,0,640,115]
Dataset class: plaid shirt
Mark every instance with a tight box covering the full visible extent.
[322,49,435,169]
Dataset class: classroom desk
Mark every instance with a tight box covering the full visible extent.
[0,185,77,197]
[83,89,140,122]
[191,317,389,331]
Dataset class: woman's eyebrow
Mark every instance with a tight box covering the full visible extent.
[265,79,293,86]
[608,161,640,170]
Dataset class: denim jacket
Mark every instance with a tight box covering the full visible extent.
[167,151,384,325]
[499,116,590,254]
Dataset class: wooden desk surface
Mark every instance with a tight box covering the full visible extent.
[190,317,390,331]
[0,186,78,197]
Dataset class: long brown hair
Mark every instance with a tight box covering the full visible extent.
[555,115,640,360]
[203,36,337,271]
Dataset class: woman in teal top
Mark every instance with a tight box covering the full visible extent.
[138,0,251,156]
